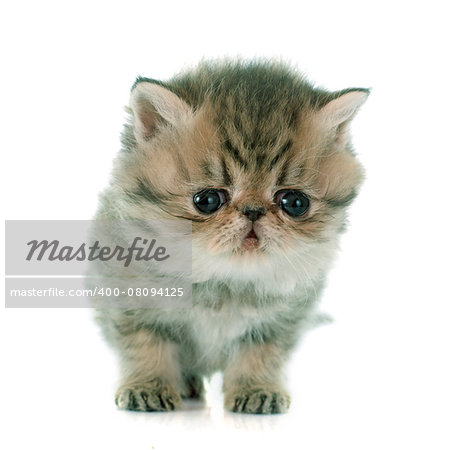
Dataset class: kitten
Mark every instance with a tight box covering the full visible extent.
[93,59,369,414]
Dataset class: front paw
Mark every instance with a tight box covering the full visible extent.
[115,379,181,412]
[225,386,290,414]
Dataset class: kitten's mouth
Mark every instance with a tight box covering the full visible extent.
[242,228,260,250]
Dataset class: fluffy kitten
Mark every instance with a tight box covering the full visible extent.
[94,60,369,414]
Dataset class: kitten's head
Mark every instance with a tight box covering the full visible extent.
[114,61,368,292]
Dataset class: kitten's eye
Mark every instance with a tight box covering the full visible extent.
[275,190,310,217]
[193,189,227,213]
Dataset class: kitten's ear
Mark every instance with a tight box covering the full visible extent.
[317,89,370,144]
[130,81,192,142]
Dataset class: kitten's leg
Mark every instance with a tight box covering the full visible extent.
[180,374,205,399]
[115,330,182,412]
[223,342,290,414]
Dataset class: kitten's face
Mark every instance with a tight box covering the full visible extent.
[118,68,367,289]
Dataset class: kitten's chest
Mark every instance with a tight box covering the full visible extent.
[188,306,261,357]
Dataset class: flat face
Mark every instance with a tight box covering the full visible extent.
[116,61,365,291]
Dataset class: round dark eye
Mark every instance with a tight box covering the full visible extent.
[276,190,310,217]
[193,189,227,213]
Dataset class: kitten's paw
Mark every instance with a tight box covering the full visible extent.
[181,374,205,399]
[115,379,181,412]
[225,387,290,414]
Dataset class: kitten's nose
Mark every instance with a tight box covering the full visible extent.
[242,207,265,222]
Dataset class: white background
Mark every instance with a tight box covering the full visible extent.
[1,1,449,449]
